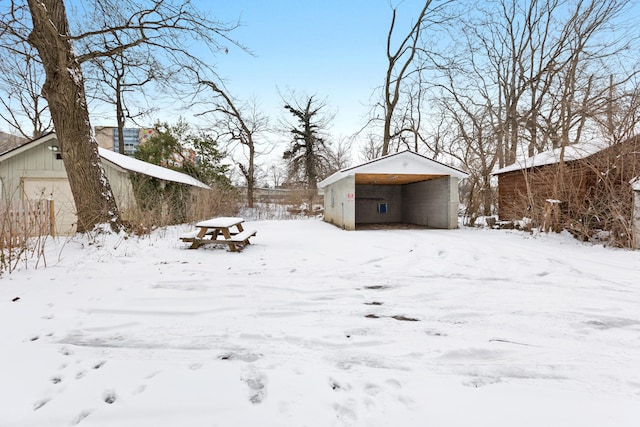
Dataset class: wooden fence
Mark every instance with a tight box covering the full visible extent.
[0,199,54,249]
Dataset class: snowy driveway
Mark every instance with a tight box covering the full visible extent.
[1,220,639,426]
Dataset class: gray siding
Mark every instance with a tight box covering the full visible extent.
[0,140,66,200]
[102,163,138,217]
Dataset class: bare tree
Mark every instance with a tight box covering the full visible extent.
[0,41,51,138]
[322,136,352,175]
[266,162,286,188]
[198,82,268,208]
[596,75,640,144]
[84,46,160,154]
[281,94,334,190]
[359,134,385,162]
[1,0,239,232]
[378,0,453,156]
[467,0,633,166]
[438,95,497,223]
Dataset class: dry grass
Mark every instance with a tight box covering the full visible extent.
[504,141,640,247]
[123,179,240,235]
[1,199,52,275]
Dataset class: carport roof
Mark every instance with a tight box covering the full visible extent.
[318,150,469,188]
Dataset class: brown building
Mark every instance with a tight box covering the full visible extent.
[494,137,640,247]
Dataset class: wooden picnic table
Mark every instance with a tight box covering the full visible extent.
[180,217,257,251]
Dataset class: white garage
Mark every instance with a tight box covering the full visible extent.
[318,151,469,230]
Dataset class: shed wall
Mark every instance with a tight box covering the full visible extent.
[0,142,67,200]
[322,175,355,230]
[0,142,75,234]
[102,163,138,217]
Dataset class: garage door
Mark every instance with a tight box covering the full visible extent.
[22,178,77,235]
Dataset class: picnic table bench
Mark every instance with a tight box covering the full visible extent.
[180,217,256,251]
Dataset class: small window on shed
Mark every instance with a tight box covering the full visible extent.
[331,188,335,208]
[378,202,387,214]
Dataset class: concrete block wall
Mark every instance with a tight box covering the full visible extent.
[355,184,402,224]
[402,177,457,228]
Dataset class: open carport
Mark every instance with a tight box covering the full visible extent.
[318,151,469,230]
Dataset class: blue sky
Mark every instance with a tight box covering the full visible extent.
[191,0,427,140]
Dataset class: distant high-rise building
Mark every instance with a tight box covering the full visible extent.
[94,126,154,155]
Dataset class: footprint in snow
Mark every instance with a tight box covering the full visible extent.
[364,383,381,396]
[220,351,261,362]
[330,378,351,392]
[246,377,265,404]
[333,401,357,424]
[71,409,92,425]
[132,384,147,395]
[241,367,267,404]
[463,376,502,388]
[103,390,117,404]
[33,398,51,411]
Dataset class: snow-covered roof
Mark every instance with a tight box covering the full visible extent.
[318,150,469,188]
[631,176,640,191]
[0,133,210,190]
[493,141,608,175]
[98,147,210,189]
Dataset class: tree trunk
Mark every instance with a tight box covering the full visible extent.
[27,0,121,233]
[116,75,126,154]
[247,143,255,208]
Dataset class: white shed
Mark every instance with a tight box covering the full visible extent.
[318,151,469,230]
[0,133,209,235]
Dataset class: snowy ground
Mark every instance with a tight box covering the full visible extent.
[1,219,639,426]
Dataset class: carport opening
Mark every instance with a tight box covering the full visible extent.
[354,173,447,230]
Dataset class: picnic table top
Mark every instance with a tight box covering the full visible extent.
[195,217,244,228]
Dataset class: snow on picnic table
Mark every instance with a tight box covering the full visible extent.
[1,219,639,426]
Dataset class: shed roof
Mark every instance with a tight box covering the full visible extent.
[493,141,608,175]
[0,133,210,189]
[318,150,469,188]
[631,177,640,191]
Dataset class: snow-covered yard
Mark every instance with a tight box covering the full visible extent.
[1,219,639,426]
